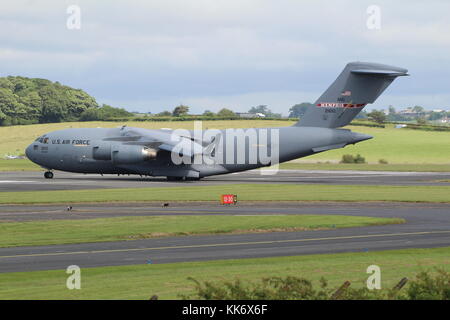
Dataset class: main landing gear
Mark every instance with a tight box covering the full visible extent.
[166,176,184,181]
[44,171,54,179]
[166,176,201,182]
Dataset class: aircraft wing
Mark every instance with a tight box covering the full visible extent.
[104,127,203,157]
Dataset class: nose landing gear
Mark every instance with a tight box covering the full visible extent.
[44,171,54,179]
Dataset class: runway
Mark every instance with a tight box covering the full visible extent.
[0,202,449,273]
[1,169,450,192]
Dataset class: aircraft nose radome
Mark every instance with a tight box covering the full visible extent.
[25,144,32,159]
[350,132,373,143]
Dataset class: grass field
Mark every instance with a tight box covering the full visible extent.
[2,158,450,172]
[1,184,449,204]
[1,120,449,164]
[0,215,402,247]
[1,120,447,300]
[309,124,450,164]
[0,159,40,171]
[279,162,450,172]
[0,246,448,299]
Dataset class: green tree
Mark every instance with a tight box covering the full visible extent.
[40,103,66,123]
[249,105,270,115]
[203,110,215,117]
[367,110,387,124]
[157,110,172,116]
[38,86,68,122]
[417,117,428,125]
[65,89,98,118]
[98,104,132,119]
[0,88,20,116]
[0,108,7,124]
[79,108,101,121]
[289,103,313,118]
[217,108,236,117]
[0,78,14,91]
[412,105,425,114]
[20,92,42,121]
[0,75,129,126]
[172,104,190,117]
[388,105,396,114]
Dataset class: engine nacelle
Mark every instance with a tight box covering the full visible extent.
[93,143,112,160]
[111,145,157,164]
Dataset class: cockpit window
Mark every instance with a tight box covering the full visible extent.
[35,136,48,144]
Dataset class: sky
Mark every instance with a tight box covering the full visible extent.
[1,0,449,115]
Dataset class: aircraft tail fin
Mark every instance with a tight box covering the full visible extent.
[295,62,408,128]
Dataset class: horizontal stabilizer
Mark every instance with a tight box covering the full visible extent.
[312,143,346,153]
[351,69,409,77]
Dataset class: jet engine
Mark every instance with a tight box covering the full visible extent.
[111,145,158,164]
[93,143,112,160]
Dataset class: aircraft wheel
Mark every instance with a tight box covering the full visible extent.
[185,177,201,181]
[44,171,54,179]
[166,176,184,181]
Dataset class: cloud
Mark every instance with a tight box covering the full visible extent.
[0,0,449,113]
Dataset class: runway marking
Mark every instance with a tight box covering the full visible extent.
[234,214,288,216]
[246,169,450,176]
[244,175,394,180]
[0,210,67,215]
[1,230,450,260]
[0,181,38,183]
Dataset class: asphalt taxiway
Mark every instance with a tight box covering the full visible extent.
[1,169,450,192]
[0,202,449,273]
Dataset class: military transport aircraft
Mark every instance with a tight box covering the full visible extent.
[26,62,408,181]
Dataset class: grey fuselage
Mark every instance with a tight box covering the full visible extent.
[25,125,371,178]
[25,61,408,179]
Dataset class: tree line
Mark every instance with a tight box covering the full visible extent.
[0,76,132,126]
[2,75,443,126]
[156,103,310,118]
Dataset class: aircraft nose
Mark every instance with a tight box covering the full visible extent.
[25,144,33,159]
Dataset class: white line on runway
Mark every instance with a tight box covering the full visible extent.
[0,180,39,183]
[243,175,402,180]
[234,214,288,216]
[244,169,450,176]
[2,230,450,260]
